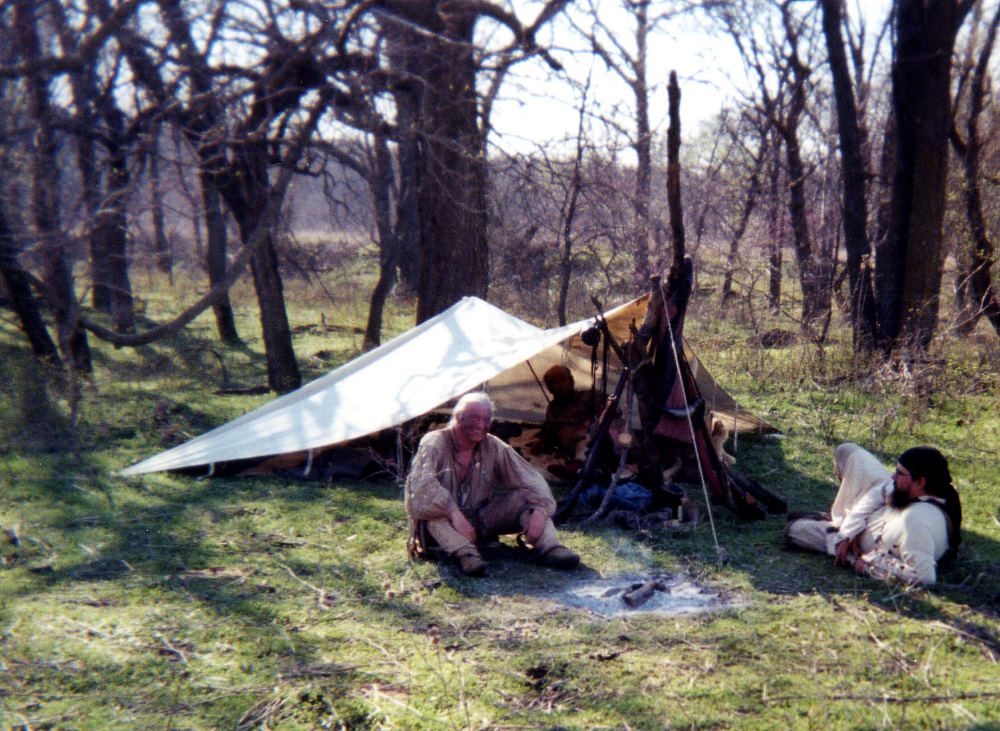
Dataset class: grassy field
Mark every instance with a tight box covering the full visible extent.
[2,265,999,730]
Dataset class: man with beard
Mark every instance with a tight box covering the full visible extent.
[783,443,962,585]
[405,392,580,577]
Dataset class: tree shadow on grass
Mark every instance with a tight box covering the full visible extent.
[1,461,400,675]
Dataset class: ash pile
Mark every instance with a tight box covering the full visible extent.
[551,573,747,618]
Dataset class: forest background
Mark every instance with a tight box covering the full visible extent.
[2,0,1000,728]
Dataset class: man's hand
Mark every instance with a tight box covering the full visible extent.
[834,540,851,566]
[833,535,861,566]
[449,509,477,544]
[523,507,548,544]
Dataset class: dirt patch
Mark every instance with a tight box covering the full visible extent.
[547,573,748,618]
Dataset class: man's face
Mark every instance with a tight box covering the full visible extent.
[456,403,491,445]
[891,463,923,508]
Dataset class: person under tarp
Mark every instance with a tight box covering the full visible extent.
[535,364,602,460]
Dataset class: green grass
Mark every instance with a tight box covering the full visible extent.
[2,263,999,730]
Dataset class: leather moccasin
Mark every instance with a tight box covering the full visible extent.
[456,551,487,577]
[536,545,580,570]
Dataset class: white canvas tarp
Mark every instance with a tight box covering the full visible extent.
[121,295,773,477]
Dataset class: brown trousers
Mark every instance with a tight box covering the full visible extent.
[424,491,559,557]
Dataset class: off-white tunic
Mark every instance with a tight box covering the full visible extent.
[786,443,950,585]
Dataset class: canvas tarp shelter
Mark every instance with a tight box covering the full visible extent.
[120,295,774,477]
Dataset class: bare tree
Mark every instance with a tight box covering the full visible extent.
[0,7,59,363]
[877,0,977,351]
[715,0,834,332]
[148,128,173,277]
[48,0,138,333]
[584,0,701,283]
[13,0,92,374]
[820,0,878,349]
[718,111,769,305]
[0,202,61,364]
[950,0,1000,339]
[337,1,570,323]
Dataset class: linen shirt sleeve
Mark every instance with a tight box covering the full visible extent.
[405,432,459,521]
[490,438,558,516]
[835,483,890,542]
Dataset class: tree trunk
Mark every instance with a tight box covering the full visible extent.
[385,4,487,323]
[150,135,173,276]
[767,139,784,312]
[955,1,1000,338]
[665,71,686,280]
[879,0,973,350]
[15,0,91,373]
[100,136,136,333]
[783,119,831,327]
[249,231,300,393]
[721,169,761,305]
[385,35,422,297]
[200,166,242,345]
[227,145,300,393]
[632,1,653,282]
[821,0,877,349]
[74,134,114,314]
[0,206,61,363]
[363,134,399,351]
[394,120,421,296]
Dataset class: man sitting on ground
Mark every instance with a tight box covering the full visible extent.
[784,443,962,585]
[405,393,580,577]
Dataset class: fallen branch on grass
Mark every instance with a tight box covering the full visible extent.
[761,690,1000,705]
[279,563,336,608]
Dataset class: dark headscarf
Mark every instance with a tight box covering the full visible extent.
[898,446,963,560]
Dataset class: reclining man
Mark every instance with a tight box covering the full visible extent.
[784,443,962,585]
[405,392,581,577]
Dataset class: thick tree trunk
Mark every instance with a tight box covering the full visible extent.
[414,10,488,322]
[821,0,877,349]
[15,0,91,373]
[0,207,61,363]
[879,0,972,350]
[101,142,135,333]
[386,48,422,295]
[75,136,114,314]
[384,3,487,323]
[394,114,421,296]
[249,231,300,393]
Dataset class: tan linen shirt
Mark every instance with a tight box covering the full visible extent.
[405,428,557,522]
